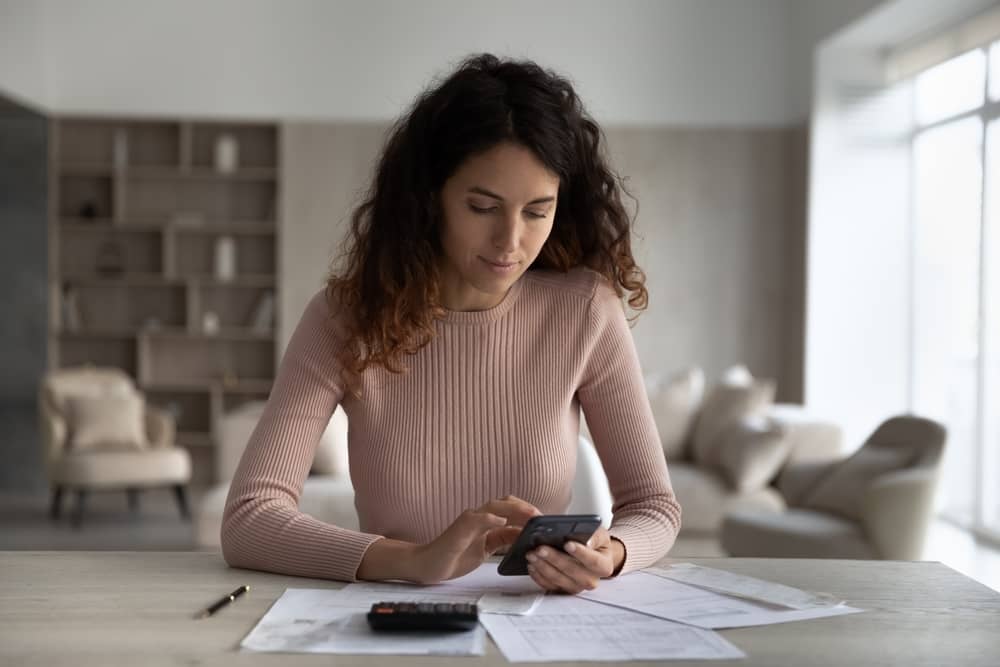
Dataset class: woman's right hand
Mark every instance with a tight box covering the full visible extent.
[410,495,541,584]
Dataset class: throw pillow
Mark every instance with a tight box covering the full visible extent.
[716,416,790,493]
[66,392,148,451]
[645,368,705,460]
[691,372,776,467]
[802,445,916,520]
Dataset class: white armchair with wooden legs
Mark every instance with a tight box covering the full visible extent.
[38,367,192,527]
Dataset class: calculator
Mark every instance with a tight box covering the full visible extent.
[366,601,479,632]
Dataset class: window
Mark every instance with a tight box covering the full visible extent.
[909,41,1000,541]
[914,50,986,125]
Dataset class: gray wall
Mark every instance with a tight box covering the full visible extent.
[607,126,807,401]
[0,94,48,492]
[280,123,807,402]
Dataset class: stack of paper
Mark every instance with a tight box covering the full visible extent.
[580,563,862,630]
[239,562,862,661]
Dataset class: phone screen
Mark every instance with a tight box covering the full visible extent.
[497,514,602,576]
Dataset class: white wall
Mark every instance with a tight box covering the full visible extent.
[1,1,907,123]
[0,0,48,110]
[2,0,805,126]
[787,0,886,120]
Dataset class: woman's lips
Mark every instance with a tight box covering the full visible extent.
[480,257,520,274]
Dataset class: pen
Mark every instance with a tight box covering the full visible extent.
[197,585,250,619]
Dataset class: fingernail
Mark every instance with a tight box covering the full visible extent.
[525,552,537,563]
[565,542,577,553]
[537,548,549,558]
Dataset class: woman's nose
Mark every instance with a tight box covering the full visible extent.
[492,217,521,252]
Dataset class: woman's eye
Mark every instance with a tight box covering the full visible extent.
[468,204,546,219]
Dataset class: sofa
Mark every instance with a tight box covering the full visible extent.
[721,414,946,560]
[634,367,842,554]
[195,366,842,554]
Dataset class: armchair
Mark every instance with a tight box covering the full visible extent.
[38,367,192,526]
[720,415,947,560]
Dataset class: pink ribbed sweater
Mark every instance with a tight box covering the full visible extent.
[221,267,681,582]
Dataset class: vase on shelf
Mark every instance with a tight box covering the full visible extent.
[78,201,99,220]
[214,235,236,282]
[214,133,239,174]
[249,291,275,334]
[202,311,220,336]
[112,129,129,169]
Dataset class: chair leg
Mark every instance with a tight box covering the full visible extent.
[126,488,140,514]
[172,485,191,520]
[50,486,64,520]
[71,490,87,529]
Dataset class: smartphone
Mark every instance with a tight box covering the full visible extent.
[497,514,602,576]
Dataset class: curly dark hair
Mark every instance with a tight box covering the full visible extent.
[327,53,647,382]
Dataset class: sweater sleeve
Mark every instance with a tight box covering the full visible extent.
[220,290,384,582]
[576,279,682,574]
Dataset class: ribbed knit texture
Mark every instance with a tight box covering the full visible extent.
[221,267,681,582]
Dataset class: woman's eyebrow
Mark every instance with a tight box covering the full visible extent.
[467,186,555,205]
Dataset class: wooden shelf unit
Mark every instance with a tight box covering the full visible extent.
[49,116,281,485]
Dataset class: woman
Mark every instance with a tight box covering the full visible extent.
[222,53,681,594]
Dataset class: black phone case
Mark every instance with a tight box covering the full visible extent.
[496,514,602,576]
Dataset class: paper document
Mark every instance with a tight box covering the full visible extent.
[480,595,746,662]
[239,588,485,656]
[478,591,544,615]
[649,563,841,609]
[240,563,543,655]
[581,570,863,629]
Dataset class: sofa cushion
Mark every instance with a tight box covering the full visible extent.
[645,368,705,461]
[50,447,190,488]
[715,416,790,493]
[691,376,775,467]
[801,445,915,520]
[668,461,785,533]
[65,392,148,451]
[721,507,877,558]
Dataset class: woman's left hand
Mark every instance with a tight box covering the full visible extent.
[524,526,625,594]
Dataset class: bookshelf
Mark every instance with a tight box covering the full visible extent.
[49,117,281,485]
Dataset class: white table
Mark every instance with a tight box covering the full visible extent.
[1,551,998,666]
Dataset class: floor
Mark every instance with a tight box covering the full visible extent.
[0,488,208,551]
[0,489,998,592]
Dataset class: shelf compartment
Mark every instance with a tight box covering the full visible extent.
[58,173,113,220]
[129,166,276,181]
[174,233,275,279]
[58,227,162,277]
[145,389,212,434]
[58,338,137,376]
[57,119,180,168]
[190,123,278,170]
[141,336,274,386]
[194,284,275,331]
[62,283,186,331]
[123,176,276,222]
